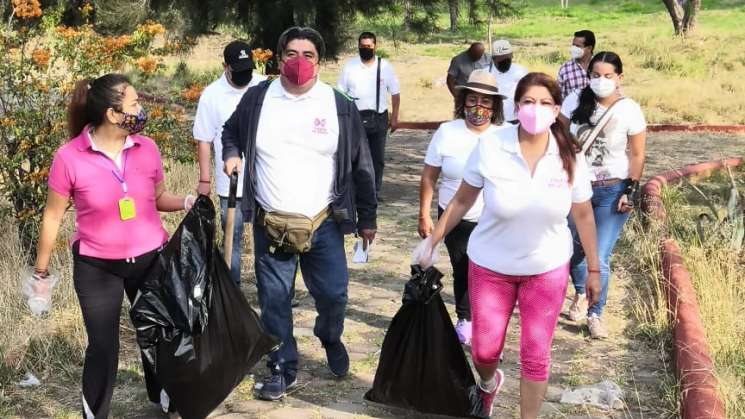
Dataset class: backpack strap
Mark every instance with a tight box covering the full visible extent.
[375,56,381,113]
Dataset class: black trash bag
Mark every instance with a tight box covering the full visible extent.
[365,265,478,418]
[130,196,280,419]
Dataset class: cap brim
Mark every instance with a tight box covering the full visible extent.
[230,61,254,72]
[455,84,506,99]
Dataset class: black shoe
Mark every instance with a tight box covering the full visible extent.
[255,372,297,401]
[323,341,349,377]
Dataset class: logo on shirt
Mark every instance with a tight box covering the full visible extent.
[547,177,569,188]
[312,118,328,135]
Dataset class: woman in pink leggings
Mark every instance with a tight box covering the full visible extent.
[413,73,602,418]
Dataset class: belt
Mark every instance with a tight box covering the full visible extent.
[591,177,623,187]
[359,110,387,116]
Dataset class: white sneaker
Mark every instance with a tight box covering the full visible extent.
[568,293,587,322]
[588,314,609,339]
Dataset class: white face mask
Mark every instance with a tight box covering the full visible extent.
[590,77,617,98]
[570,45,584,60]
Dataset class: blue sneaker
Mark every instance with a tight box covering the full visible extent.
[255,372,297,401]
[323,341,349,377]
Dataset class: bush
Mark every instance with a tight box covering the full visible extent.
[0,0,191,261]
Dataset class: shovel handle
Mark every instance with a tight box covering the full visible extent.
[224,170,239,267]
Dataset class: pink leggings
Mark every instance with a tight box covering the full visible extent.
[468,261,569,382]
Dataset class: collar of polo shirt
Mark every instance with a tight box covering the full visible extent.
[501,125,560,156]
[273,77,324,100]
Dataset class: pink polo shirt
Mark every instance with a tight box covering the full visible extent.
[48,127,169,260]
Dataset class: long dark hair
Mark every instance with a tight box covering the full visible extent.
[67,73,131,138]
[514,72,577,182]
[571,51,623,126]
[454,89,505,125]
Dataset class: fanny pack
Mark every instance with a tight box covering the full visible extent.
[257,206,331,254]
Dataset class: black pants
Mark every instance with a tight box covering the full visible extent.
[72,242,164,418]
[438,207,475,320]
[361,110,389,196]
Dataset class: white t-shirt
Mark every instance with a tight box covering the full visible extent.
[487,62,529,121]
[424,119,501,222]
[463,124,593,275]
[568,98,646,181]
[193,73,268,197]
[560,90,579,120]
[337,56,400,113]
[254,79,339,218]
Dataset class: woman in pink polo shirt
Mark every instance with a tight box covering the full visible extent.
[32,73,194,418]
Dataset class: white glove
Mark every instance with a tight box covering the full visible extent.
[22,268,59,317]
[411,236,440,268]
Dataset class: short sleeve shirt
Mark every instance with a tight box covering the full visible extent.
[336,56,400,113]
[462,124,592,275]
[448,52,491,86]
[48,127,168,259]
[569,98,646,181]
[487,62,529,121]
[424,119,502,221]
[558,60,590,99]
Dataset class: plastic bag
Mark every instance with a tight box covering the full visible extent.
[130,196,280,419]
[364,265,477,417]
[21,268,59,316]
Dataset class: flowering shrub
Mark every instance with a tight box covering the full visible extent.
[252,48,274,75]
[0,2,191,260]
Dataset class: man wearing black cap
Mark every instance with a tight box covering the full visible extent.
[193,40,267,285]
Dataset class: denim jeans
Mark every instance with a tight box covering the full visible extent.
[569,182,630,317]
[253,217,349,381]
[219,197,244,285]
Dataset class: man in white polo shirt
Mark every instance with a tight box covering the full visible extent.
[487,39,528,122]
[193,40,267,285]
[222,27,377,402]
[337,31,400,197]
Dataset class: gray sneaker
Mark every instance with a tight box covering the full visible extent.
[568,293,587,322]
[588,314,609,339]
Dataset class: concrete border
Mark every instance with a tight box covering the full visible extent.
[641,158,743,419]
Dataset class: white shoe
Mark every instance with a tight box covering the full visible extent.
[588,314,609,339]
[568,294,587,322]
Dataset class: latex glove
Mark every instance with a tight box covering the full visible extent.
[184,194,196,211]
[411,236,439,268]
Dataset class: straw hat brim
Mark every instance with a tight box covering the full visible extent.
[455,82,506,99]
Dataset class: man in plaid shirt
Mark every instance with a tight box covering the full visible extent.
[557,30,595,99]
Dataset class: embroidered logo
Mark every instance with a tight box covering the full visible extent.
[547,177,569,188]
[239,49,249,59]
[313,118,328,134]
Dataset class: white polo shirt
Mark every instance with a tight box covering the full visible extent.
[463,124,593,275]
[424,119,502,222]
[337,56,400,113]
[487,62,529,121]
[193,72,267,197]
[254,79,339,217]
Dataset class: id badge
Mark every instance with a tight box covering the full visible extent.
[118,197,136,221]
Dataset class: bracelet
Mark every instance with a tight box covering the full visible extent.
[588,268,601,273]
[199,180,210,183]
[33,268,49,278]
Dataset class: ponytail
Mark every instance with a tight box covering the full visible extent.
[67,79,93,138]
[570,51,624,126]
[66,73,131,139]
[514,72,577,183]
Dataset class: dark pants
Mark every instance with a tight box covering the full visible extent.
[72,242,163,419]
[439,207,475,320]
[253,218,349,382]
[361,110,389,195]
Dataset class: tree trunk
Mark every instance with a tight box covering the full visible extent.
[468,0,479,25]
[682,0,700,34]
[662,0,684,35]
[403,0,414,29]
[448,0,458,31]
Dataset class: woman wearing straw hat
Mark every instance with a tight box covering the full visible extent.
[418,69,506,345]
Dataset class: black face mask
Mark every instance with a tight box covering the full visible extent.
[230,70,252,87]
[496,59,512,73]
[359,47,375,61]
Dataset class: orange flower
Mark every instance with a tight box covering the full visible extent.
[103,35,131,52]
[181,83,204,103]
[252,48,273,64]
[12,0,42,20]
[139,21,166,36]
[150,106,165,119]
[137,57,158,75]
[0,118,16,127]
[31,48,50,69]
[55,26,80,40]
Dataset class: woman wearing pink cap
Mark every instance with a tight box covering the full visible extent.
[32,74,194,418]
[412,72,601,418]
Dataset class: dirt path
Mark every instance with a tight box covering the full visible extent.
[22,130,744,419]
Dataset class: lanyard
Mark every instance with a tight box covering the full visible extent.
[103,150,129,194]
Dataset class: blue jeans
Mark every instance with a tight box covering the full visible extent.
[569,182,630,317]
[253,217,349,381]
[219,197,244,285]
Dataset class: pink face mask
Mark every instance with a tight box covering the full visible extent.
[517,103,556,135]
[282,56,316,86]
